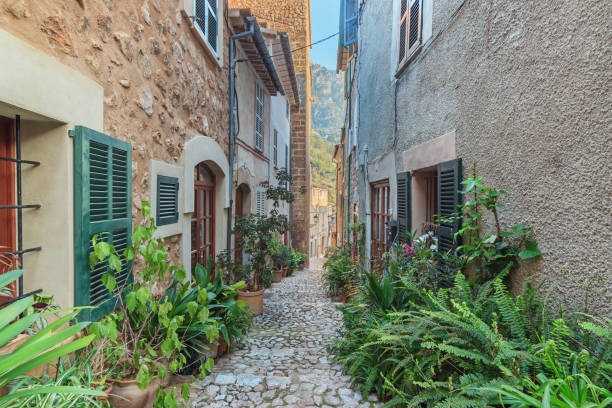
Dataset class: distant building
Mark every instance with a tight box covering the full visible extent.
[310,187,330,258]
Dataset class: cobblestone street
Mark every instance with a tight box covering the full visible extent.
[187,263,380,407]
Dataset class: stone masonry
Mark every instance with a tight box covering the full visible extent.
[0,0,231,264]
[187,263,380,408]
[228,0,312,263]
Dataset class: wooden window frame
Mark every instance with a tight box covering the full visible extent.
[255,81,264,152]
[193,0,219,57]
[370,179,391,260]
[397,0,423,76]
[0,117,16,280]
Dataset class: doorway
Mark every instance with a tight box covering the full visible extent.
[0,116,16,300]
[370,179,390,266]
[191,163,215,274]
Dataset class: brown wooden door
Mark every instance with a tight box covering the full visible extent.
[371,180,390,265]
[191,163,215,275]
[0,116,16,297]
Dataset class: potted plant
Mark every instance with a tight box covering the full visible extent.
[88,203,218,407]
[233,169,298,314]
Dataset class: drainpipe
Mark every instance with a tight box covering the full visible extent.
[227,22,255,263]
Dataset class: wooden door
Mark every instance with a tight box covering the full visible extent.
[370,180,390,264]
[0,116,16,297]
[191,163,215,275]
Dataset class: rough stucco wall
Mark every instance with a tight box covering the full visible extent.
[360,0,612,314]
[0,0,231,265]
[228,0,311,260]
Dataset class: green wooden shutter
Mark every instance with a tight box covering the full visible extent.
[73,126,132,321]
[396,171,411,243]
[156,176,179,226]
[437,158,462,258]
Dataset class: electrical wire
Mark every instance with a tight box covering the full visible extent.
[237,32,339,63]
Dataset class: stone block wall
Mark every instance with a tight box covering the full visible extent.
[0,0,231,264]
[228,0,312,261]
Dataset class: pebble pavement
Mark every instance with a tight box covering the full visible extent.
[186,261,380,407]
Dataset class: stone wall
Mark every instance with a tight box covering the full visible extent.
[228,0,312,261]
[0,0,231,264]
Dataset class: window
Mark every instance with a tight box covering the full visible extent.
[286,101,290,118]
[398,0,422,65]
[194,0,219,56]
[273,129,278,166]
[284,145,288,171]
[341,0,359,46]
[255,82,264,151]
[73,126,132,321]
[156,176,179,226]
[256,187,266,216]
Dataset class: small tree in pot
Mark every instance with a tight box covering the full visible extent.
[233,169,298,313]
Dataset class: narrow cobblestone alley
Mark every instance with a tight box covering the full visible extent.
[187,264,380,407]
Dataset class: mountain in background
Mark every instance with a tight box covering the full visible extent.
[310,64,345,208]
[311,64,344,143]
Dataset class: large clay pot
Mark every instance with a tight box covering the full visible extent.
[108,378,160,408]
[281,267,288,278]
[273,269,283,283]
[237,289,264,315]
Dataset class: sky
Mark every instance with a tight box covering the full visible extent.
[309,0,340,70]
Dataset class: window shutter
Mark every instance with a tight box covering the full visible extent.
[73,126,132,322]
[343,0,359,46]
[156,176,179,226]
[437,158,462,258]
[396,171,411,243]
[399,0,422,65]
[273,130,278,166]
[256,188,266,216]
[255,83,264,151]
[195,0,218,55]
[206,0,218,53]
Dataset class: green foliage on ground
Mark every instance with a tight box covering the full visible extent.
[330,176,611,407]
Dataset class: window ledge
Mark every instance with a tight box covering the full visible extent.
[395,46,422,79]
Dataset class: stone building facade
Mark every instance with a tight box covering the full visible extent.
[336,0,611,315]
[0,0,269,321]
[228,0,312,263]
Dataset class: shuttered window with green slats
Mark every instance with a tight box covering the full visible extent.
[396,171,412,243]
[156,176,179,226]
[437,158,462,260]
[73,126,132,322]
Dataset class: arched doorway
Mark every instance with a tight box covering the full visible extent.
[191,162,215,274]
[234,183,251,262]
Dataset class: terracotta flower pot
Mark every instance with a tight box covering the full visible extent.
[237,289,265,315]
[217,335,229,357]
[281,267,288,277]
[108,378,160,408]
[273,269,283,283]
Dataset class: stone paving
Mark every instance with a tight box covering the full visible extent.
[187,262,380,407]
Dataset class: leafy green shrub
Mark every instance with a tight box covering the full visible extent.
[323,247,358,297]
[331,271,612,407]
[0,270,104,406]
[89,202,218,406]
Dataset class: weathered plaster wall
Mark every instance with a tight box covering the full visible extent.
[0,0,231,270]
[358,0,612,314]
